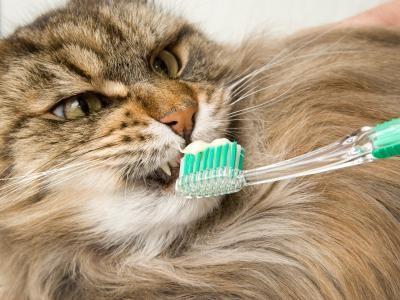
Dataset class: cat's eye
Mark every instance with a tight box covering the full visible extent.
[152,50,180,78]
[52,93,106,120]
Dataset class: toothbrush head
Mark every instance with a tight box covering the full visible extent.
[371,118,400,159]
[175,140,246,198]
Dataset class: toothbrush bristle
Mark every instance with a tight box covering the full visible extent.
[176,141,246,198]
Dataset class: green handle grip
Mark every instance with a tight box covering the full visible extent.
[371,118,400,159]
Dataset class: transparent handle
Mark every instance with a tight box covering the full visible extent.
[244,127,376,186]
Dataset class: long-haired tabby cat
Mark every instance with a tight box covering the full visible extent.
[0,0,399,299]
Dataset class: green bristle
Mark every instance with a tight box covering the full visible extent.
[201,148,209,171]
[221,144,229,168]
[181,155,187,176]
[215,146,222,168]
[230,142,237,170]
[226,144,231,168]
[187,154,195,174]
[207,148,215,170]
[194,152,202,173]
[235,145,242,169]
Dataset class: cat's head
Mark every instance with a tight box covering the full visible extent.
[0,0,242,253]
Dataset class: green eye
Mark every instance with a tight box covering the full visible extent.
[152,50,180,78]
[52,93,106,120]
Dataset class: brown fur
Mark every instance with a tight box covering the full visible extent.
[0,1,400,299]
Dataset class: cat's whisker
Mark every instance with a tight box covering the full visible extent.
[0,163,93,197]
[2,158,101,188]
[229,47,355,114]
[229,47,361,107]
[0,153,106,197]
[231,71,274,98]
[219,133,238,140]
[0,161,100,201]
[3,136,126,196]
[229,72,304,117]
[231,80,293,107]
[225,55,269,88]
[45,158,115,189]
[230,50,321,98]
[1,157,116,202]
[229,82,297,118]
[228,27,352,104]
[225,127,254,130]
[228,46,295,96]
[0,161,93,183]
[20,133,117,178]
[219,118,271,123]
[227,28,331,91]
[213,120,256,129]
[218,127,251,133]
[229,59,308,103]
[2,144,126,194]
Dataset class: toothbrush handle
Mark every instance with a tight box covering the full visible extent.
[243,127,376,186]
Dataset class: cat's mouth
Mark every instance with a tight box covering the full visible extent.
[145,155,182,188]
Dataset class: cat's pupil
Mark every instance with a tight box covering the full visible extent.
[154,57,169,75]
[78,96,90,116]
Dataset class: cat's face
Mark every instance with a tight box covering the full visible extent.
[0,0,238,250]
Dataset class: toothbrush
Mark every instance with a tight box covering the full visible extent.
[176,118,400,198]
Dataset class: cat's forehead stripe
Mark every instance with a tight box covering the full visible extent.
[97,80,129,98]
[57,44,104,80]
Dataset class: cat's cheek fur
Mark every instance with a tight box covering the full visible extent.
[191,88,232,142]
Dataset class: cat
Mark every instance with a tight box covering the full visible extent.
[0,0,399,299]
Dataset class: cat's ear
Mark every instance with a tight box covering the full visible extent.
[68,0,147,7]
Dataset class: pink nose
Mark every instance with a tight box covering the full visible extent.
[159,106,197,141]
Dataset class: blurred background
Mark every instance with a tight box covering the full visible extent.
[0,0,387,41]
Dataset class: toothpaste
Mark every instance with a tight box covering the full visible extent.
[181,138,231,155]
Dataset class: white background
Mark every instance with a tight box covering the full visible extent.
[0,0,388,41]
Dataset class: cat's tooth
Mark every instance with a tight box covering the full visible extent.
[160,163,172,176]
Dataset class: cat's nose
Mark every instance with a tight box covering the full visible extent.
[160,105,198,142]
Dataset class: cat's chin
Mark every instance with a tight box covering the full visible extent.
[84,186,222,256]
